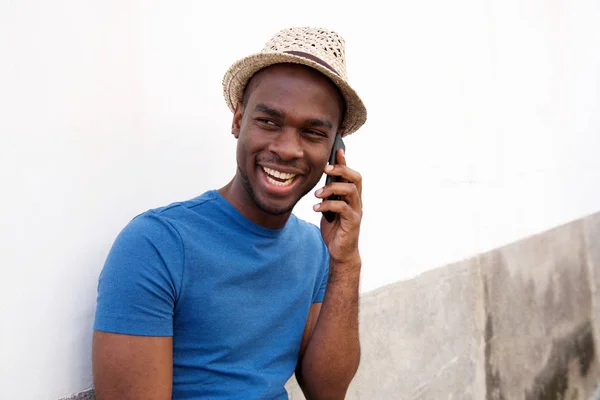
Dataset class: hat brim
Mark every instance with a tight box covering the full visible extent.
[222,52,367,136]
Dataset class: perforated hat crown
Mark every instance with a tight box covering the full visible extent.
[222,27,367,136]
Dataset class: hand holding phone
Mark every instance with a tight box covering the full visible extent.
[322,134,346,223]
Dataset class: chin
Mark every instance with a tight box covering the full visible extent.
[238,165,310,217]
[254,196,297,216]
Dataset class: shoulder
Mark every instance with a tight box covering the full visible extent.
[105,209,184,277]
[111,190,227,257]
[123,190,220,234]
[109,192,215,255]
[147,190,220,222]
[116,209,182,250]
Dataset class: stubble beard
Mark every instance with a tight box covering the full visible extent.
[237,165,313,216]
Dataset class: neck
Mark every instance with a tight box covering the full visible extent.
[218,178,292,230]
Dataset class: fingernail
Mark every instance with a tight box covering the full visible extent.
[325,165,334,171]
[313,203,321,211]
[315,188,323,196]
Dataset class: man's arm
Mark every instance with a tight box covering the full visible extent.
[296,149,362,399]
[296,267,360,399]
[92,331,172,400]
[92,214,182,399]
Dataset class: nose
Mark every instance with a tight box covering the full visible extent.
[269,130,303,161]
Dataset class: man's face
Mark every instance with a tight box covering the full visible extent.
[232,64,344,217]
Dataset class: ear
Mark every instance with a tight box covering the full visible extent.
[337,128,346,138]
[232,102,244,139]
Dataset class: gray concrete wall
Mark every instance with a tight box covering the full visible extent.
[287,211,600,399]
[63,212,600,399]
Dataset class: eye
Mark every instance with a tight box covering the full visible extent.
[256,119,278,130]
[305,129,328,138]
[257,118,275,125]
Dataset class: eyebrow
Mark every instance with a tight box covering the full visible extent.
[254,104,285,119]
[305,118,333,130]
[254,104,333,130]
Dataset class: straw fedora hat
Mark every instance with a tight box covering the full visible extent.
[222,27,367,136]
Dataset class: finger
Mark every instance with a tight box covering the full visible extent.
[314,182,361,212]
[337,148,347,167]
[323,163,362,197]
[313,200,361,223]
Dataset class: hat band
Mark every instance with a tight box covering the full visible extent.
[283,51,340,77]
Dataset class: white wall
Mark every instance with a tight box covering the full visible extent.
[1,0,599,398]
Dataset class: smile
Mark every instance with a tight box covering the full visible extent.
[262,167,297,187]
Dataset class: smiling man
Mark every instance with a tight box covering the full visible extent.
[92,27,367,400]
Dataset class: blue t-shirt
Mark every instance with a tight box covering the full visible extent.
[94,190,329,399]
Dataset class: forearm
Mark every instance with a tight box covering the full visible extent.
[297,258,361,399]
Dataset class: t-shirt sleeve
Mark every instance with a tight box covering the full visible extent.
[93,212,183,336]
[312,240,330,303]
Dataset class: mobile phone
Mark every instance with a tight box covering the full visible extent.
[322,133,346,223]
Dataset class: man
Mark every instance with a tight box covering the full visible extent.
[92,27,367,400]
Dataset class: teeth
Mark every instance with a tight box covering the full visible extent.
[262,167,297,181]
[266,175,294,186]
[262,167,296,187]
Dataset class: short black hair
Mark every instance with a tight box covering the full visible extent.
[241,74,261,107]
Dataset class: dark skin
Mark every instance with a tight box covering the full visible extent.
[93,63,363,400]
[220,64,344,229]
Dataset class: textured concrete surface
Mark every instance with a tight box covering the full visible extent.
[288,212,600,399]
[480,220,597,399]
[58,388,94,400]
[287,258,486,399]
[586,212,600,362]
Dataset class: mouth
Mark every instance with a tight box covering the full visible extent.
[261,166,298,187]
[260,165,302,197]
